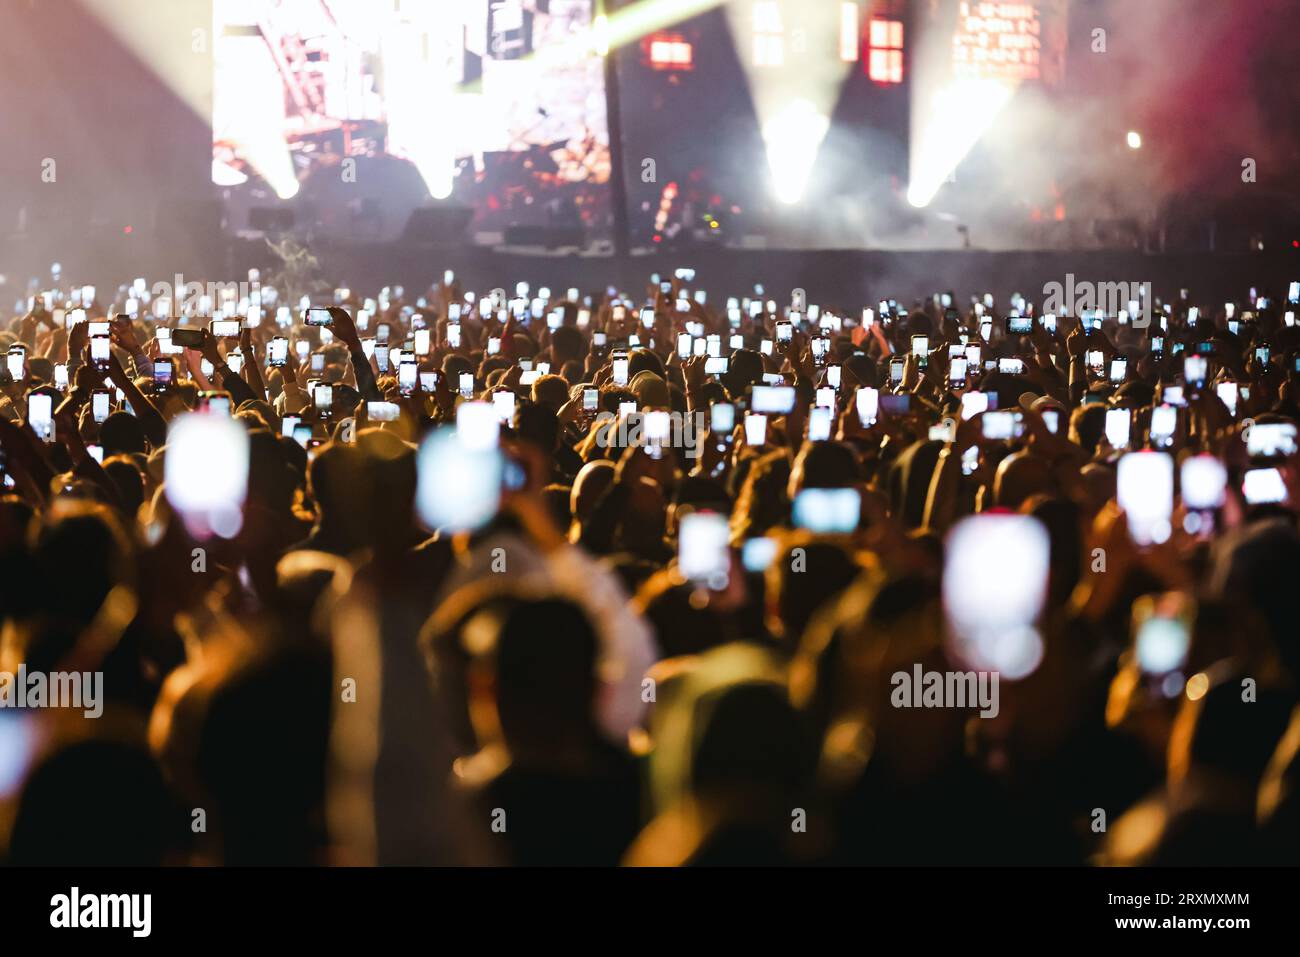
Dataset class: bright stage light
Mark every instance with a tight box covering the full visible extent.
[727,1,855,208]
[762,100,830,205]
[907,78,1015,209]
[593,14,611,56]
[1127,130,1143,150]
[381,10,459,203]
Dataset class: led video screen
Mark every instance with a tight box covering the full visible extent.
[212,0,611,240]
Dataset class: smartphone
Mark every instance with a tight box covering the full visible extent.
[1246,422,1297,458]
[1181,454,1227,510]
[492,390,516,424]
[1007,315,1033,335]
[1215,381,1239,417]
[1184,355,1208,387]
[1104,408,1132,449]
[414,329,432,355]
[808,406,833,442]
[455,402,501,453]
[210,318,241,338]
[374,343,390,373]
[27,393,54,442]
[54,363,68,390]
[999,358,1025,375]
[1118,452,1175,544]
[942,513,1050,674]
[310,354,326,373]
[949,357,968,386]
[162,412,251,535]
[1150,404,1177,447]
[152,359,173,387]
[929,420,957,443]
[982,410,1018,441]
[710,402,736,436]
[313,383,333,414]
[792,488,860,534]
[879,394,911,415]
[741,537,778,573]
[583,388,600,414]
[678,512,731,588]
[889,358,905,384]
[459,372,475,398]
[1042,409,1060,435]
[1243,467,1288,505]
[750,385,796,415]
[5,349,23,381]
[87,320,111,339]
[744,413,768,447]
[612,352,629,387]
[281,414,301,438]
[199,391,231,417]
[397,360,418,397]
[1132,593,1193,677]
[268,337,288,367]
[776,322,793,344]
[1108,358,1128,383]
[420,372,437,392]
[704,356,728,376]
[855,387,879,426]
[172,327,205,349]
[676,332,692,360]
[304,307,333,327]
[90,335,111,371]
[911,335,929,369]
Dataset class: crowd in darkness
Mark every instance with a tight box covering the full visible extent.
[1,270,1299,866]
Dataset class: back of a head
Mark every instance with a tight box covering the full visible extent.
[732,450,792,540]
[102,455,146,517]
[571,460,616,523]
[29,501,132,629]
[690,679,813,801]
[1175,675,1295,791]
[530,374,570,412]
[494,599,599,735]
[100,410,148,457]
[628,347,664,382]
[792,441,859,493]
[550,325,584,365]
[515,402,560,454]
[244,427,296,518]
[196,648,332,864]
[1209,518,1300,678]
[724,349,764,393]
[308,441,365,517]
[356,428,417,533]
[1070,404,1107,454]
[10,738,178,865]
[994,450,1054,510]
[769,537,861,649]
[635,571,737,658]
